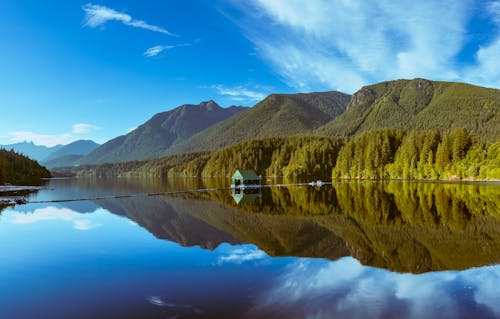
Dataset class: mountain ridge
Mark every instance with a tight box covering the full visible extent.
[316,78,500,142]
[78,100,247,164]
[0,141,63,162]
[167,91,351,154]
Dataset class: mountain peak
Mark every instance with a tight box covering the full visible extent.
[199,100,220,111]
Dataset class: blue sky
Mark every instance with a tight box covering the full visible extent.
[1,0,499,146]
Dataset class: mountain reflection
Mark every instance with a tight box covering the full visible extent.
[90,180,500,273]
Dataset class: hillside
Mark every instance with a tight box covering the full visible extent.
[167,91,351,154]
[43,140,99,162]
[43,154,86,169]
[42,140,100,168]
[317,78,500,142]
[0,148,51,185]
[0,141,62,161]
[79,101,246,164]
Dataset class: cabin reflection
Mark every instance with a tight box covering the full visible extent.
[231,187,261,204]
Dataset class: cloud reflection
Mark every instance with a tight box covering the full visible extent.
[217,246,268,265]
[5,206,102,231]
[249,257,500,319]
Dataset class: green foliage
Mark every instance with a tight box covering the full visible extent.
[335,128,499,180]
[64,152,209,179]
[200,136,342,179]
[0,148,51,185]
[333,130,404,179]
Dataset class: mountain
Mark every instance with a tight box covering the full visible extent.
[317,78,500,142]
[41,140,100,168]
[43,140,100,162]
[167,91,351,154]
[0,141,62,161]
[79,100,247,164]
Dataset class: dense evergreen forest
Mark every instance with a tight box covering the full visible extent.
[60,128,499,181]
[0,148,51,185]
[333,128,499,180]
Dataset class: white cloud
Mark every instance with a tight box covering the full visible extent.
[82,3,177,36]
[461,1,500,88]
[144,43,191,57]
[488,1,500,24]
[227,0,500,93]
[217,246,267,265]
[212,84,267,102]
[72,123,100,134]
[73,219,102,230]
[8,123,100,146]
[9,131,76,147]
[6,206,102,231]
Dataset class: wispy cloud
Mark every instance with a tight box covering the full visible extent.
[212,84,268,102]
[144,43,191,57]
[6,206,102,231]
[488,1,500,24]
[72,123,100,134]
[461,1,500,88]
[82,3,177,36]
[217,246,267,265]
[227,0,500,92]
[9,131,76,147]
[9,123,101,146]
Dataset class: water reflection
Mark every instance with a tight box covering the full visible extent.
[76,180,499,273]
[247,258,500,319]
[1,178,500,319]
[4,206,102,230]
[231,188,261,204]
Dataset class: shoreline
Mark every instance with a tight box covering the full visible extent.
[0,185,45,209]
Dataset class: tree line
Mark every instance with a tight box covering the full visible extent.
[0,148,51,185]
[62,128,499,181]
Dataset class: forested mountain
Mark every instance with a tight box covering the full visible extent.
[317,79,500,142]
[0,141,62,161]
[0,148,51,185]
[167,91,351,154]
[79,101,246,164]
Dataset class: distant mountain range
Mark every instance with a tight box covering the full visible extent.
[0,140,100,168]
[0,141,62,162]
[79,100,247,164]
[41,140,100,168]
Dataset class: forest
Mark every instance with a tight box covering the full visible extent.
[0,148,51,185]
[333,128,499,180]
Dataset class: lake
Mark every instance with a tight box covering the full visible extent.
[1,178,499,319]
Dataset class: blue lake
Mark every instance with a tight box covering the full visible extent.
[1,178,499,319]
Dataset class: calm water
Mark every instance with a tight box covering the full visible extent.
[1,178,499,319]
